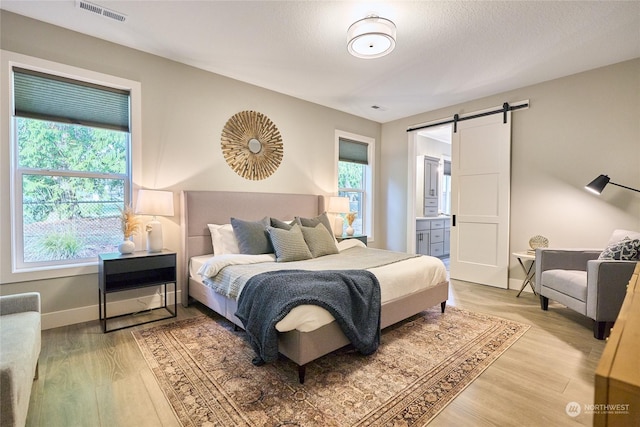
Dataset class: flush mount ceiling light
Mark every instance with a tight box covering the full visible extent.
[347,15,396,59]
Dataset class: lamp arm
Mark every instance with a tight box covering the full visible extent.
[610,181,640,193]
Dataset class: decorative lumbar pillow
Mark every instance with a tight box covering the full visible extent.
[295,212,334,239]
[607,229,640,246]
[598,237,640,261]
[207,224,240,255]
[266,223,312,262]
[301,223,339,258]
[231,217,273,255]
[270,217,294,231]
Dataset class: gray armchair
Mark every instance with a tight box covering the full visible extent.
[535,246,637,340]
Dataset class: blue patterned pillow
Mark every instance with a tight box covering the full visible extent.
[598,237,640,260]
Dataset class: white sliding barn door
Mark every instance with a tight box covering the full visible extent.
[449,112,511,288]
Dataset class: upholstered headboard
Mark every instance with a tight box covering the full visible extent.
[180,190,325,304]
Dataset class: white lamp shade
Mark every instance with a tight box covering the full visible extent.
[347,16,396,59]
[135,189,174,217]
[327,196,350,214]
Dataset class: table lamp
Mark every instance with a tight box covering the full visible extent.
[135,189,174,252]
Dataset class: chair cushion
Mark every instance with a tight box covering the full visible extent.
[541,269,587,302]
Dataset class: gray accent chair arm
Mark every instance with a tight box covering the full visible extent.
[586,260,637,322]
[0,292,41,316]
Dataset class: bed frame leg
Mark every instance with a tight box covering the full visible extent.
[441,301,446,313]
[298,365,306,384]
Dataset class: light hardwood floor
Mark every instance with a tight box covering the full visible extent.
[26,280,604,426]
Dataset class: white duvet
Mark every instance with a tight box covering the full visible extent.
[191,240,447,333]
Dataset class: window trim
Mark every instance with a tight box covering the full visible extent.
[1,50,142,283]
[335,130,375,242]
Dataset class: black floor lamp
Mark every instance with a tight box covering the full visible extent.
[585,174,640,195]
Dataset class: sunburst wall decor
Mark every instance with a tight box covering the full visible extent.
[221,110,284,180]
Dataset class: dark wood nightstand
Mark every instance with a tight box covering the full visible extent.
[98,250,177,333]
[336,234,367,246]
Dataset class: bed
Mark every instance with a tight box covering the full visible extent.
[180,190,449,382]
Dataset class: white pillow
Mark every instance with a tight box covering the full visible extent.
[207,223,240,255]
[607,229,640,246]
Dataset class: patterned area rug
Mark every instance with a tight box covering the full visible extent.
[133,306,529,426]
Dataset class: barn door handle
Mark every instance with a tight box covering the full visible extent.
[452,215,456,227]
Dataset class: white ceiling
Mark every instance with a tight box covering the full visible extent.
[2,1,639,123]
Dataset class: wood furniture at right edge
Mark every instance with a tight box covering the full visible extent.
[594,261,640,426]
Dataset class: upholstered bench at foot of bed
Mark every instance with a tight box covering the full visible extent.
[0,292,42,427]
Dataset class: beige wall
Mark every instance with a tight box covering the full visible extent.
[0,11,381,326]
[1,11,639,325]
[380,58,640,287]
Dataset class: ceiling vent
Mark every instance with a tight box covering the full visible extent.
[76,0,127,23]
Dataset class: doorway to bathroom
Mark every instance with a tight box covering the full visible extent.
[415,124,452,270]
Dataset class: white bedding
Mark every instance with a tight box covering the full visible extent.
[189,240,447,333]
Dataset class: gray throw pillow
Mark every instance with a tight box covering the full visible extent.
[266,224,312,262]
[598,237,640,261]
[231,217,273,255]
[301,224,339,258]
[270,217,294,230]
[295,212,334,239]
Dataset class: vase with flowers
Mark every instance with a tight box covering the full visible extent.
[345,212,357,236]
[118,204,141,254]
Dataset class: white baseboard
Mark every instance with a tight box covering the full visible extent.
[41,290,182,330]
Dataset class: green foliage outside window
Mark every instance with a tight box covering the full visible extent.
[338,161,363,189]
[17,118,126,172]
[41,231,83,260]
[17,118,128,263]
[338,161,365,235]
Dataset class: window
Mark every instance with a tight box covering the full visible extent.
[11,66,132,271]
[336,131,374,238]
